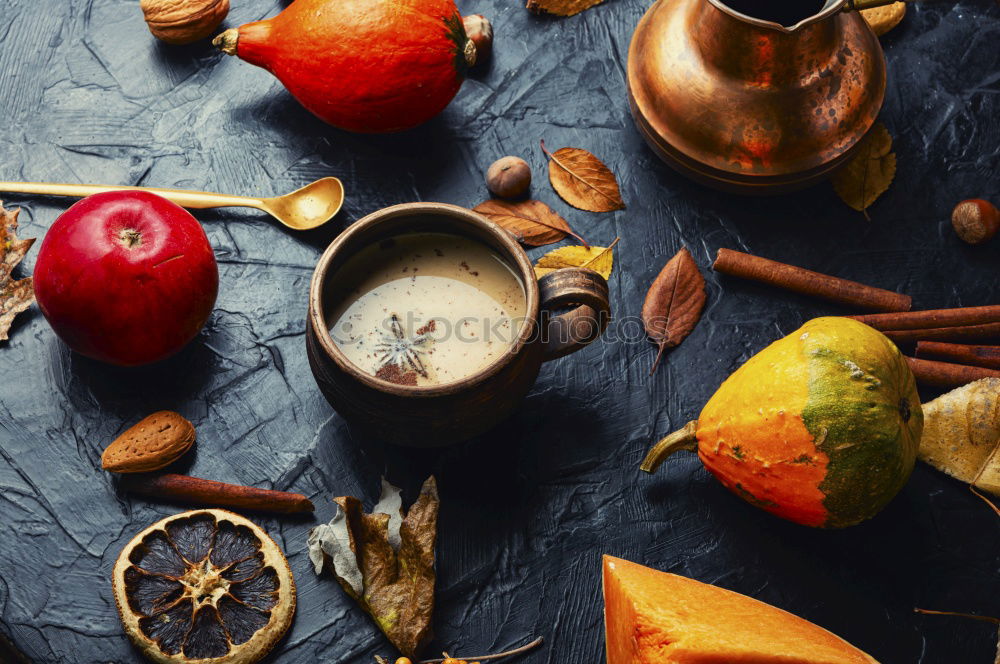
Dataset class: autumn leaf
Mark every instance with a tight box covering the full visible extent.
[642,247,707,374]
[473,199,588,248]
[832,122,896,219]
[541,141,625,212]
[918,378,1000,496]
[861,2,905,36]
[308,477,439,659]
[526,0,606,17]
[0,202,35,342]
[534,237,619,280]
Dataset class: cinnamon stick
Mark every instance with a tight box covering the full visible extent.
[916,341,1000,370]
[712,248,911,312]
[124,473,314,514]
[904,356,1000,389]
[882,323,1000,345]
[849,305,1000,331]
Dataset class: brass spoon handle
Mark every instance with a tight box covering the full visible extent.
[0,181,267,211]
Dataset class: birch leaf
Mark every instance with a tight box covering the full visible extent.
[541,141,624,212]
[534,238,619,280]
[642,247,706,374]
[832,123,896,218]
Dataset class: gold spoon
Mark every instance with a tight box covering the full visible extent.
[0,178,345,231]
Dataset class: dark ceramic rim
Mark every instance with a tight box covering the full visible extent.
[308,202,541,398]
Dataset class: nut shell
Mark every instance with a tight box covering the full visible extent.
[951,199,1000,245]
[140,0,230,45]
[102,411,195,473]
[486,156,532,199]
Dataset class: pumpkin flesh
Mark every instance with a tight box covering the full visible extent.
[603,555,881,664]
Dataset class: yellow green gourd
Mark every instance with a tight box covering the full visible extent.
[642,317,923,528]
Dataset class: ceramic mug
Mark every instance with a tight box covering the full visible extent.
[306,202,611,446]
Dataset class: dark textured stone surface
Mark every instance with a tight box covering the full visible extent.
[1,0,999,662]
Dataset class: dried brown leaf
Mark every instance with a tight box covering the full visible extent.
[832,123,896,219]
[473,199,587,247]
[642,247,706,374]
[525,0,605,17]
[0,203,35,342]
[309,477,439,658]
[541,141,624,212]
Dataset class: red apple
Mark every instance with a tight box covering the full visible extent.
[34,191,218,366]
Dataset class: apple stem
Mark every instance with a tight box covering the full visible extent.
[119,229,142,249]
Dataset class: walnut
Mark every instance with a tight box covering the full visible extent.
[140,0,230,45]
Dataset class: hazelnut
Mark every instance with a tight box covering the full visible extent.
[951,198,1000,245]
[463,14,493,66]
[486,156,531,199]
[140,0,230,45]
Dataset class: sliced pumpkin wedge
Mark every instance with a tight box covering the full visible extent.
[112,509,295,663]
[603,556,879,664]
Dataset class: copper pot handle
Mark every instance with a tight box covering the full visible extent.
[538,268,611,362]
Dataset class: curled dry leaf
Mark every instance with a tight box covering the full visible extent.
[919,378,1000,496]
[0,202,35,342]
[534,237,619,281]
[473,199,587,247]
[832,122,896,219]
[541,141,625,212]
[526,0,606,17]
[308,477,439,659]
[642,247,706,374]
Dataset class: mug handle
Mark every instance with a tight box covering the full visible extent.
[538,268,611,361]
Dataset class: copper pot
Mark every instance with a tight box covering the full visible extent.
[627,0,893,193]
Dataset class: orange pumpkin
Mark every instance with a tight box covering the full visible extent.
[214,0,477,133]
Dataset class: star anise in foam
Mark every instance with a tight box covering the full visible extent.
[374,314,433,380]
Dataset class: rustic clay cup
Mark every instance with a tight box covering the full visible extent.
[306,202,610,446]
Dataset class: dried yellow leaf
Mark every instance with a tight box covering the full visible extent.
[919,378,1000,496]
[861,2,905,36]
[534,238,618,281]
[832,122,896,218]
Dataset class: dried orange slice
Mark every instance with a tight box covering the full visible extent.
[112,509,295,663]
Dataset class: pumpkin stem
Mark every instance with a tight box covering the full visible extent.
[213,28,239,55]
[464,39,477,68]
[640,420,699,473]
